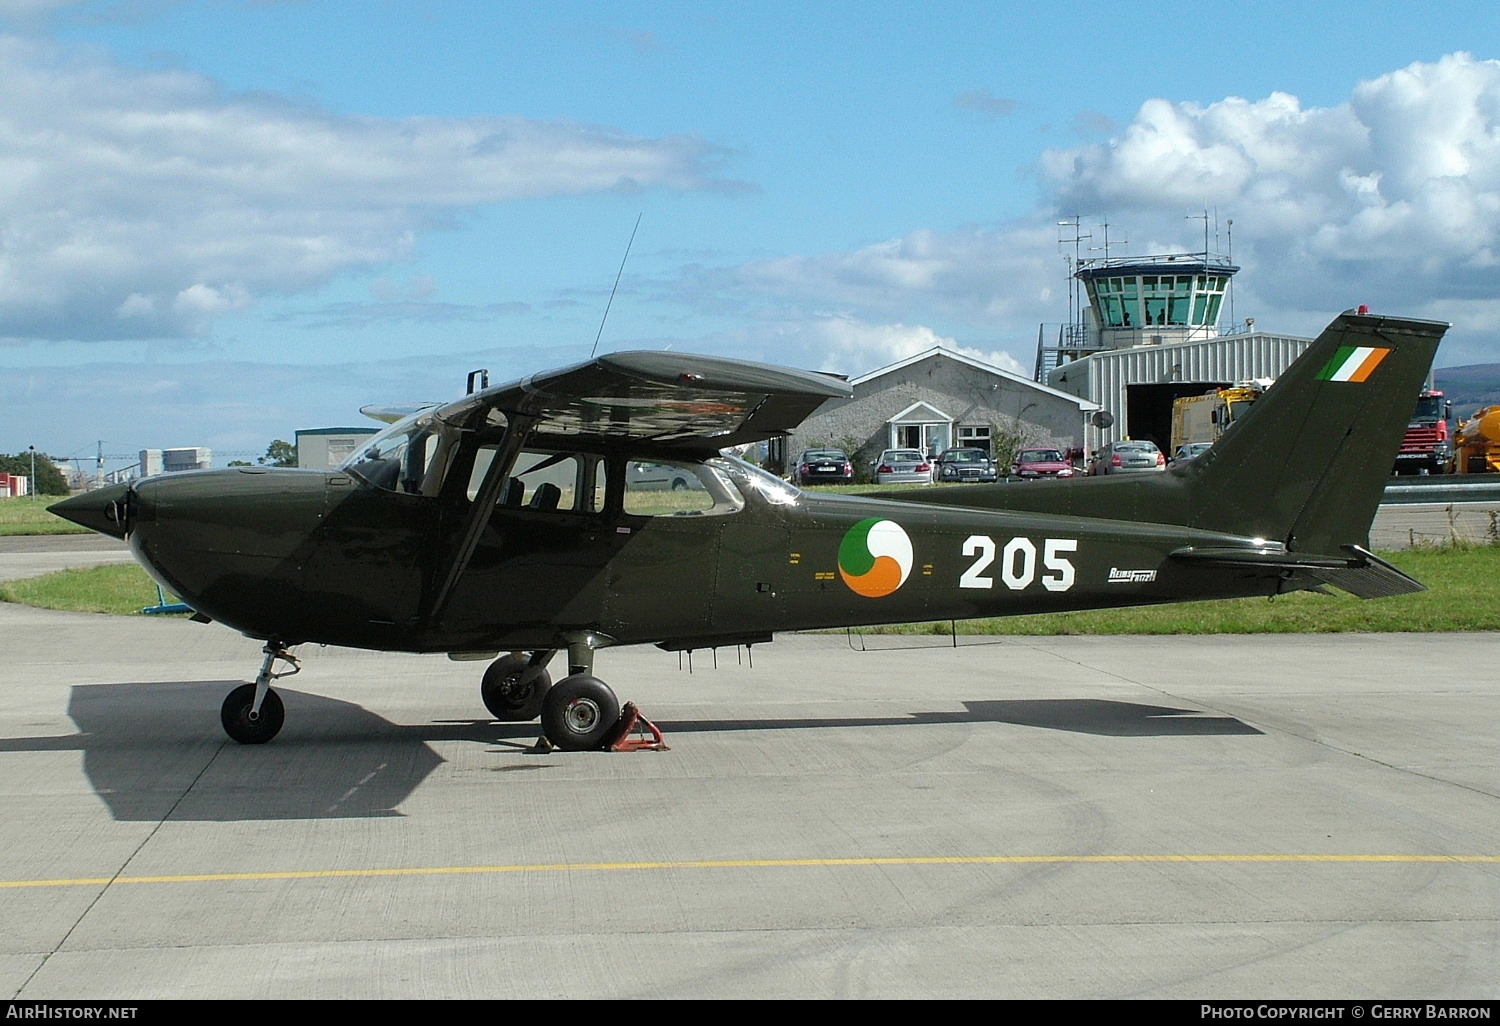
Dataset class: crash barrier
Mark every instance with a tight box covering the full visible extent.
[1382,476,1500,505]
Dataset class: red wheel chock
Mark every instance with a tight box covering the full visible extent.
[603,702,670,752]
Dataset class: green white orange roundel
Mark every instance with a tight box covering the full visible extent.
[838,518,914,598]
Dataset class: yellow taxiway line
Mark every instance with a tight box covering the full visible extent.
[2,853,1498,890]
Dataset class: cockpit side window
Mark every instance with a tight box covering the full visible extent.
[468,447,605,514]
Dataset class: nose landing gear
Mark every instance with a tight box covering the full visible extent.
[221,643,299,744]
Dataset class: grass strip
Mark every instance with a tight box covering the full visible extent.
[849,544,1500,635]
[0,496,88,536]
[0,564,183,616]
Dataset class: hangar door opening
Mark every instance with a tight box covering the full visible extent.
[1124,382,1229,451]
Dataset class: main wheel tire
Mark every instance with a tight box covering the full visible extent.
[481,654,552,721]
[540,674,620,752]
[220,683,285,744]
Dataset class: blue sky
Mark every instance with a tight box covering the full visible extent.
[4,0,1500,468]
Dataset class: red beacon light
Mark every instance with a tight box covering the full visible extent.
[1357,304,1370,315]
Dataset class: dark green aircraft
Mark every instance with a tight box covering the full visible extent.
[51,310,1446,751]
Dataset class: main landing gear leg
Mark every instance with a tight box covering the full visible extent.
[220,643,298,744]
[537,633,621,752]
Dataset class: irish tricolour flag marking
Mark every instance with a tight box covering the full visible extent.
[1317,345,1391,383]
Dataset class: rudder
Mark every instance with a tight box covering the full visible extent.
[1185,311,1449,555]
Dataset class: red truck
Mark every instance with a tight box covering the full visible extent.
[1393,388,1454,475]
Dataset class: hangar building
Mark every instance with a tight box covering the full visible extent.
[296,427,379,470]
[138,448,213,476]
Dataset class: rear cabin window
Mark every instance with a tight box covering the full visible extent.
[623,460,743,516]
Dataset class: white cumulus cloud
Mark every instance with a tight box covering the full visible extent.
[1042,52,1500,329]
[0,35,736,343]
[684,222,1064,330]
[806,317,1027,377]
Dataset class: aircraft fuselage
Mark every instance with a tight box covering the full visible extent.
[117,462,1282,655]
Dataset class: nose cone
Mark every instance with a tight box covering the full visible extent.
[49,483,132,539]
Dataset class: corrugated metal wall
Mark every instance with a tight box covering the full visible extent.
[1060,331,1312,450]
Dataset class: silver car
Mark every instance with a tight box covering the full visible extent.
[1170,441,1213,465]
[873,448,933,485]
[1088,440,1166,475]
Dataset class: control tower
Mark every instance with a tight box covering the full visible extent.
[1038,240,1312,454]
[1037,253,1239,376]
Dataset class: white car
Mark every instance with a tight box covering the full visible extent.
[624,461,703,491]
[872,448,933,485]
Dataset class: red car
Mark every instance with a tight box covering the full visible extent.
[1011,447,1076,480]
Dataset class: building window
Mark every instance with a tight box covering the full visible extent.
[895,423,949,455]
[957,425,992,454]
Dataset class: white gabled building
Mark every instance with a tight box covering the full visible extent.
[783,346,1099,472]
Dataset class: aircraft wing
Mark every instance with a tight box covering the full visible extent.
[427,350,852,454]
[360,403,440,425]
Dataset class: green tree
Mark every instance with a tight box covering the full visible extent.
[0,451,69,495]
[259,440,298,468]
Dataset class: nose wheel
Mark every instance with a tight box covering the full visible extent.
[221,643,299,744]
[481,652,554,721]
[221,683,286,745]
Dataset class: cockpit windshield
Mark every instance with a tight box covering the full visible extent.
[341,412,468,496]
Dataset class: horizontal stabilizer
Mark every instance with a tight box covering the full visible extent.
[1171,544,1425,599]
[1302,546,1427,599]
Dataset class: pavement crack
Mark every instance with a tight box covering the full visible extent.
[11,736,234,998]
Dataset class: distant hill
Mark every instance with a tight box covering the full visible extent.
[1435,364,1500,420]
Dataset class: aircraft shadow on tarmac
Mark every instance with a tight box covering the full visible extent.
[0,683,1258,823]
[651,699,1263,740]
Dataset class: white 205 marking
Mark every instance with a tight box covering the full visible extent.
[960,536,1078,592]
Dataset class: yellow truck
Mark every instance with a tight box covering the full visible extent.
[1452,406,1500,474]
[1170,383,1264,454]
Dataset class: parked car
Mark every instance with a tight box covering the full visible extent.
[872,448,932,485]
[1087,439,1167,475]
[1011,447,1075,480]
[794,448,854,486]
[934,447,997,483]
[625,461,702,491]
[1170,441,1213,465]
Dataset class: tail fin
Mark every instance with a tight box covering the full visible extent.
[872,311,1447,558]
[1184,311,1448,554]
